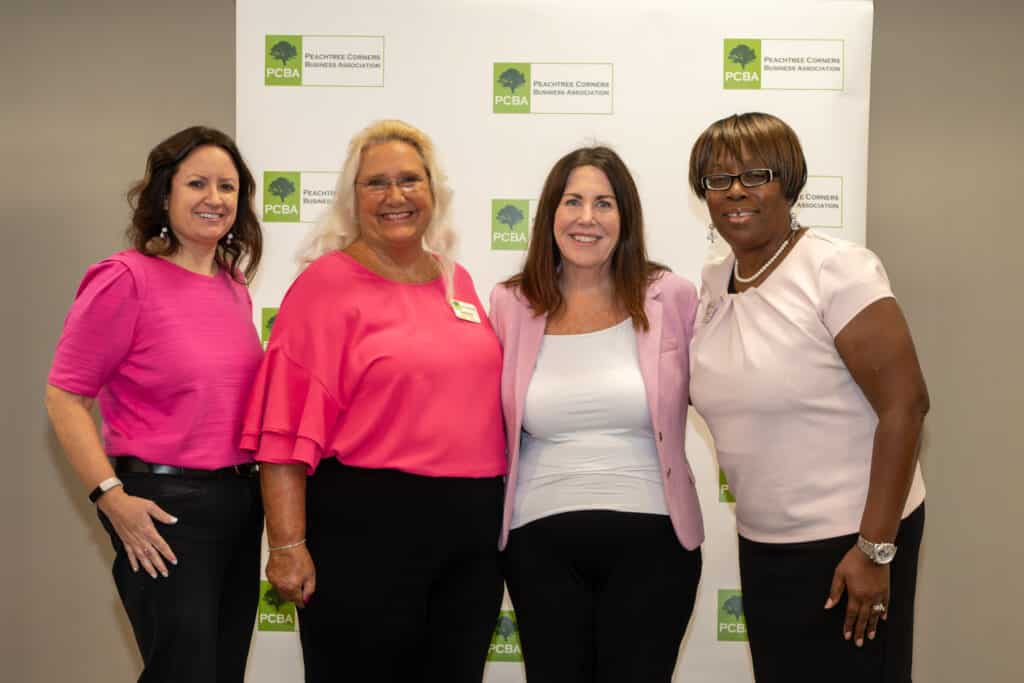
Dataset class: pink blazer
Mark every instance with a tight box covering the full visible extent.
[488,272,705,550]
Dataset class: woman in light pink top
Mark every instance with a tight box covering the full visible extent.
[241,120,506,682]
[46,127,264,683]
[688,113,928,683]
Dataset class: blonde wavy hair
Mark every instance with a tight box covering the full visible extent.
[298,119,457,298]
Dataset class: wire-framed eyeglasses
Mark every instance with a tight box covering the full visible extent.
[701,168,776,191]
[355,175,427,196]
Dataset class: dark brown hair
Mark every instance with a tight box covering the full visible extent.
[505,146,666,331]
[688,112,808,204]
[126,126,262,281]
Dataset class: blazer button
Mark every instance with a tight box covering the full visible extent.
[666,468,672,478]
[658,432,663,442]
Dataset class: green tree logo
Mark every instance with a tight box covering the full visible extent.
[496,204,525,231]
[261,307,279,344]
[270,40,298,66]
[487,610,523,662]
[719,467,736,503]
[497,67,526,93]
[265,35,303,86]
[491,199,529,251]
[263,171,301,223]
[728,44,757,70]
[257,580,297,632]
[723,39,761,90]
[717,589,748,642]
[269,176,296,202]
[493,62,531,114]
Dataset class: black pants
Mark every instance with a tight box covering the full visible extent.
[739,503,925,683]
[502,510,703,683]
[98,473,263,683]
[298,459,504,682]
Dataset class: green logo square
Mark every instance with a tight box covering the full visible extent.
[257,580,297,632]
[494,63,531,113]
[261,307,279,344]
[491,199,529,251]
[263,171,301,223]
[724,39,761,90]
[717,589,747,641]
[266,35,303,86]
[719,467,735,503]
[488,610,523,662]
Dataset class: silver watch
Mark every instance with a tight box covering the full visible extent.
[856,535,897,565]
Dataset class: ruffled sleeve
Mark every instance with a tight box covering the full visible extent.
[819,245,895,338]
[239,347,341,473]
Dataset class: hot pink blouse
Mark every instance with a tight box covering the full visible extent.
[48,250,264,469]
[241,251,507,477]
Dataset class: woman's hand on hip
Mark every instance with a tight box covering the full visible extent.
[824,546,889,647]
[97,487,178,579]
[266,545,316,608]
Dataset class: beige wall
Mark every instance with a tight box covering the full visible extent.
[5,1,1021,681]
[868,2,1024,680]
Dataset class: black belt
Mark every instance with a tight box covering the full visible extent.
[112,455,259,479]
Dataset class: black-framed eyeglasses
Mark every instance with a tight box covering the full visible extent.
[701,168,775,191]
[355,175,427,196]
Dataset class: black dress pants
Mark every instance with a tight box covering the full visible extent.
[298,459,505,683]
[739,503,925,683]
[502,510,703,683]
[99,473,263,683]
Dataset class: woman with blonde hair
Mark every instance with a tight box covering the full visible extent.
[241,120,506,681]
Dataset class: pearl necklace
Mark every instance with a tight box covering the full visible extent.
[734,232,794,284]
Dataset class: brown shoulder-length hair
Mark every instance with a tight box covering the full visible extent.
[126,126,263,282]
[688,112,808,205]
[505,146,666,331]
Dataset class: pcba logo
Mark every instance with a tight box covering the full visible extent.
[261,307,279,345]
[494,63,531,114]
[488,610,523,662]
[491,199,529,250]
[263,171,301,222]
[723,39,761,90]
[266,35,302,86]
[719,468,735,503]
[717,589,747,641]
[257,580,297,632]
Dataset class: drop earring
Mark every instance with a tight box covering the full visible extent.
[159,226,169,240]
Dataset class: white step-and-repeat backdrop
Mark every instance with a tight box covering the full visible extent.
[237,1,874,680]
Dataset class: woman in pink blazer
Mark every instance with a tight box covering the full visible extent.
[489,146,704,682]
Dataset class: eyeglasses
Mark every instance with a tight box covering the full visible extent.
[355,175,427,196]
[701,168,775,191]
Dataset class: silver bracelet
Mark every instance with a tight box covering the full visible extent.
[268,538,306,552]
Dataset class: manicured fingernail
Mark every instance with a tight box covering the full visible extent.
[170,559,178,565]
[844,631,852,640]
[824,598,834,609]
[169,516,179,524]
[856,638,864,647]
[868,631,876,640]
[161,571,168,578]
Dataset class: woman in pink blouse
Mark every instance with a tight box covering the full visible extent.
[241,120,506,682]
[688,112,928,682]
[45,127,264,682]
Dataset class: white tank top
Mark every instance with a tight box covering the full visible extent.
[511,318,668,530]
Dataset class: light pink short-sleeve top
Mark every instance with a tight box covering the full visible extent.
[690,231,926,543]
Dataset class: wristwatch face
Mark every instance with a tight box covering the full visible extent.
[875,543,897,564]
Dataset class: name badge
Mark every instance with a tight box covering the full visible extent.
[451,299,481,323]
